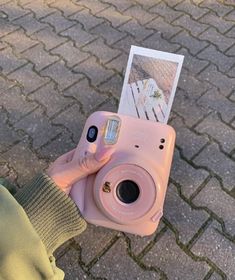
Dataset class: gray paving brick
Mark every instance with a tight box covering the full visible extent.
[171,30,208,55]
[191,221,235,280]
[41,11,75,33]
[142,229,209,280]
[208,272,223,280]
[24,1,57,19]
[0,1,29,21]
[2,29,38,53]
[96,6,131,28]
[101,0,133,12]
[51,41,89,68]
[105,53,128,74]
[165,183,209,244]
[60,24,96,48]
[199,27,234,52]
[83,38,121,64]
[171,149,209,198]
[8,63,49,94]
[227,65,235,78]
[0,18,19,38]
[123,5,156,25]
[91,238,161,280]
[0,46,27,74]
[226,44,235,56]
[14,107,62,149]
[199,11,234,34]
[164,0,186,7]
[12,13,48,36]
[173,14,209,36]
[195,113,235,153]
[29,82,73,118]
[150,2,183,23]
[73,56,114,86]
[224,26,235,38]
[98,74,123,100]
[52,103,86,143]
[76,0,109,14]
[135,0,161,9]
[1,139,47,185]
[198,64,235,96]
[69,7,104,31]
[21,43,59,71]
[193,177,235,235]
[63,78,107,112]
[146,16,182,40]
[32,27,67,50]
[40,60,83,91]
[197,88,235,124]
[198,45,234,73]
[50,0,83,17]
[170,116,208,160]
[0,86,37,123]
[114,35,140,54]
[96,97,118,113]
[200,0,233,17]
[175,0,209,19]
[193,143,235,191]
[224,9,235,21]
[90,22,126,45]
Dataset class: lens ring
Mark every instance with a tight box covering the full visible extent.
[116,180,140,204]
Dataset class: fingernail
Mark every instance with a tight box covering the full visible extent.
[95,146,114,161]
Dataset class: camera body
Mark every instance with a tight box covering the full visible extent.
[70,111,175,236]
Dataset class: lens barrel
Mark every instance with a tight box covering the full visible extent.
[116,180,140,204]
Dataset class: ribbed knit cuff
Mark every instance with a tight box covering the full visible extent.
[14,173,87,255]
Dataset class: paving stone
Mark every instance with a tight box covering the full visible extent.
[198,45,234,73]
[208,272,223,280]
[90,22,126,45]
[0,46,27,74]
[73,224,118,264]
[60,24,96,48]
[135,0,161,9]
[0,86,37,123]
[21,43,59,71]
[96,6,131,28]
[123,5,156,25]
[175,0,209,19]
[76,0,109,14]
[164,183,209,244]
[119,19,154,42]
[51,41,89,68]
[73,56,114,86]
[0,110,21,153]
[171,30,209,55]
[199,11,234,34]
[24,1,57,19]
[83,38,121,64]
[198,64,235,96]
[195,113,235,153]
[12,13,48,35]
[0,1,29,21]
[91,238,161,280]
[40,60,83,91]
[171,149,209,198]
[1,138,47,185]
[14,107,62,149]
[50,0,83,17]
[56,248,92,280]
[170,116,208,160]
[102,0,133,12]
[52,103,86,143]
[0,18,19,38]
[8,63,49,94]
[200,0,233,17]
[32,27,67,50]
[197,88,235,124]
[105,52,128,75]
[114,35,140,54]
[199,27,234,52]
[142,229,209,279]
[0,161,10,178]
[224,9,235,21]
[29,82,73,117]
[193,143,235,191]
[191,221,235,280]
[41,11,75,33]
[146,16,182,40]
[96,97,118,113]
[98,74,123,100]
[150,2,183,23]
[63,78,107,112]
[2,29,38,53]
[69,8,104,31]
[193,177,235,235]
[173,14,209,37]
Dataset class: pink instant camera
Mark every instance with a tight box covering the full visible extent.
[70,111,175,236]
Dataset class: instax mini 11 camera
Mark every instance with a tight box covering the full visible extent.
[70,111,175,236]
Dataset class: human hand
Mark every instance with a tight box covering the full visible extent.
[47,145,114,194]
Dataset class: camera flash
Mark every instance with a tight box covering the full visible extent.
[104,116,121,145]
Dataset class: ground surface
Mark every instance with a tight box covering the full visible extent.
[0,0,235,279]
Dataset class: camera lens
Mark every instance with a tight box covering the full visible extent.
[116,180,140,204]
[86,126,98,142]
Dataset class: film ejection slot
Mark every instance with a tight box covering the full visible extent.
[104,116,121,145]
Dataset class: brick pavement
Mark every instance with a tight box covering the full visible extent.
[0,0,234,279]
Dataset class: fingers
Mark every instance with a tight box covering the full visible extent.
[54,149,76,164]
[95,145,115,162]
